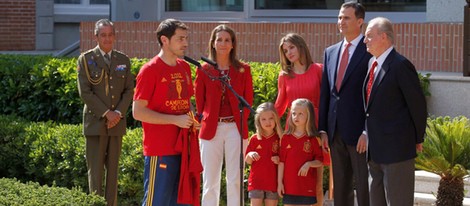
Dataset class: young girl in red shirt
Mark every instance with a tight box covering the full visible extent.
[277,98,323,206]
[245,102,283,206]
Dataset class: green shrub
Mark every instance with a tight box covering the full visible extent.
[0,178,106,206]
[118,128,145,205]
[0,115,29,179]
[416,116,470,205]
[0,115,144,205]
[418,72,432,97]
[0,55,82,123]
[0,55,146,127]
[24,122,88,189]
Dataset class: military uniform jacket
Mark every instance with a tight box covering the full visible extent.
[77,46,134,136]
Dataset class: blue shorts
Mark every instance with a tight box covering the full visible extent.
[141,155,190,206]
[282,194,317,205]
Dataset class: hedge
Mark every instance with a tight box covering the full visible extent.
[0,115,143,205]
[0,55,280,130]
[0,54,429,130]
[0,178,106,206]
[0,114,257,205]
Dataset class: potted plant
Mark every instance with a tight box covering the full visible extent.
[416,116,470,206]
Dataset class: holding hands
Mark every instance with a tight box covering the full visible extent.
[271,156,280,164]
[246,152,280,165]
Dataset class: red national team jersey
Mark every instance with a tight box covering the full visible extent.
[279,134,323,197]
[134,56,194,156]
[245,134,280,192]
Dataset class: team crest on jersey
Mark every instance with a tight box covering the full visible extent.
[272,140,279,153]
[286,144,291,149]
[161,77,167,82]
[303,141,312,153]
[256,145,262,150]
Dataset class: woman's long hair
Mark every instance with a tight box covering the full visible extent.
[278,33,313,78]
[207,24,242,69]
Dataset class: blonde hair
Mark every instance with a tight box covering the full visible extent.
[278,33,313,78]
[254,102,282,139]
[285,98,318,137]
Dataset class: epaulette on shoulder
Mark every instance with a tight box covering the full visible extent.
[114,50,129,58]
[79,49,94,58]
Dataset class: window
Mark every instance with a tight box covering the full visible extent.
[254,0,425,12]
[54,0,109,16]
[249,0,426,22]
[54,0,80,3]
[255,0,341,10]
[54,0,109,5]
[90,0,110,4]
[360,0,426,12]
[165,0,243,11]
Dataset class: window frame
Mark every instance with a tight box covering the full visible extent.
[54,0,109,16]
[160,0,426,23]
[53,0,427,23]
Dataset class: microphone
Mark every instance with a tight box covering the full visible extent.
[201,56,230,81]
[183,56,201,68]
[201,56,218,67]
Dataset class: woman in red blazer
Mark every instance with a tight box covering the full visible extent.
[195,24,254,206]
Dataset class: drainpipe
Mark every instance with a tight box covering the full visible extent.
[464,0,470,76]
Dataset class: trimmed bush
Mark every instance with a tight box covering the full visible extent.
[0,178,106,206]
[0,55,147,127]
[0,115,144,205]
[0,115,29,179]
[0,54,281,131]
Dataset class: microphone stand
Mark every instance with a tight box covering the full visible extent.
[196,57,254,206]
[217,67,254,206]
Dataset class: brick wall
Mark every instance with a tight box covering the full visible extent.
[80,21,463,73]
[0,0,36,50]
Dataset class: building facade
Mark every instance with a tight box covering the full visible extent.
[0,0,466,72]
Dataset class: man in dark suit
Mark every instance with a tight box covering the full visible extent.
[319,2,371,206]
[77,19,134,206]
[363,17,427,206]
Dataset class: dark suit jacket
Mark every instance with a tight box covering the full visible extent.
[195,62,253,140]
[363,49,427,164]
[77,46,134,136]
[319,37,372,145]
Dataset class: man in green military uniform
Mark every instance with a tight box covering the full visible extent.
[77,19,134,206]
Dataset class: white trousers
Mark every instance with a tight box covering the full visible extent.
[200,122,248,206]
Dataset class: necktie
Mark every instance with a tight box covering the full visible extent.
[366,61,378,104]
[104,53,111,67]
[336,43,351,90]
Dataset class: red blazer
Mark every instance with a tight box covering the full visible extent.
[195,62,254,140]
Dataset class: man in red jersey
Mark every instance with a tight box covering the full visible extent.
[133,19,199,206]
